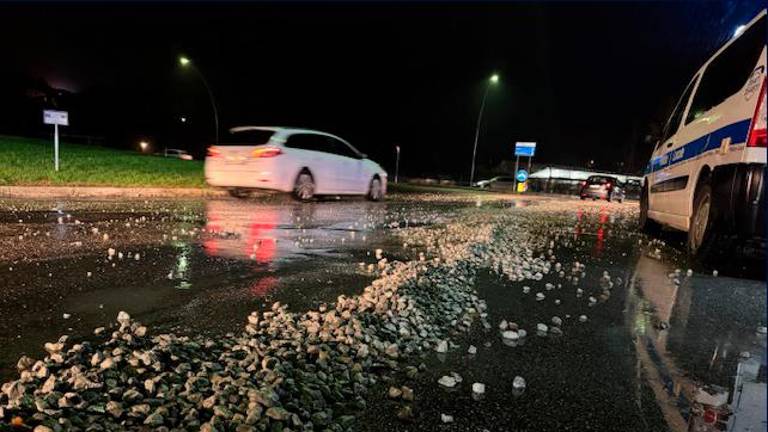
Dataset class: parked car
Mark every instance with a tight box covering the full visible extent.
[162,149,194,160]
[640,10,766,256]
[579,175,626,202]
[473,176,516,191]
[205,127,387,201]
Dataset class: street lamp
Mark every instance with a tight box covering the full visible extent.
[469,73,500,186]
[179,55,220,145]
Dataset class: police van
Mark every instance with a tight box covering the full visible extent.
[640,10,766,256]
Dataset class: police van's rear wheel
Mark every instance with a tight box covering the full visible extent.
[639,183,660,234]
[688,182,714,256]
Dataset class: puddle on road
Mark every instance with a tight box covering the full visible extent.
[359,204,766,432]
[627,251,767,431]
[0,197,462,381]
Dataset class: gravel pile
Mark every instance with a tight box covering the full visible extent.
[0,212,505,431]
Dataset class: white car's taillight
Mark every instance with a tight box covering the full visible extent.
[747,77,766,147]
[252,147,283,158]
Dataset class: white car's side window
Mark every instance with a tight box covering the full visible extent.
[326,137,360,159]
[284,134,328,153]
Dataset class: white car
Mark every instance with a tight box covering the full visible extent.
[473,176,516,191]
[641,10,766,256]
[161,149,194,160]
[205,127,387,201]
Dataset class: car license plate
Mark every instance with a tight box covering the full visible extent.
[225,156,246,164]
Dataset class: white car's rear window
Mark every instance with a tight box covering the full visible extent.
[221,130,275,145]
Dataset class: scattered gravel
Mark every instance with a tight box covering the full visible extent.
[0,200,636,429]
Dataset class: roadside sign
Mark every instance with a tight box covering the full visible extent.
[43,110,69,126]
[43,110,68,171]
[516,169,528,182]
[515,141,536,157]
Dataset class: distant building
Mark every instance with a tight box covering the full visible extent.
[527,165,642,197]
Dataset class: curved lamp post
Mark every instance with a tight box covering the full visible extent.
[179,56,220,145]
[469,73,499,186]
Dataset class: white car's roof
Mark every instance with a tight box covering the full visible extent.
[229,126,349,143]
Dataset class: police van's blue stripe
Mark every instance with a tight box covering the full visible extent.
[645,118,752,174]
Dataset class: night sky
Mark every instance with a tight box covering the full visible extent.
[0,1,763,179]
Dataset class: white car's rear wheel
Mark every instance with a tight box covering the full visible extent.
[293,171,315,201]
[367,177,383,201]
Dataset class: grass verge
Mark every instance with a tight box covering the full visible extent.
[0,136,205,187]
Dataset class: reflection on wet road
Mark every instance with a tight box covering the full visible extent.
[628,252,766,432]
[0,196,458,380]
[0,194,764,431]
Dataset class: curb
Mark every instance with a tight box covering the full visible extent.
[0,186,229,199]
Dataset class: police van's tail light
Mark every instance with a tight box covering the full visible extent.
[747,78,766,148]
[207,147,221,158]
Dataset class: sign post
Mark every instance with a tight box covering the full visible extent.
[43,110,69,171]
[395,145,401,184]
[516,169,529,192]
[514,142,536,193]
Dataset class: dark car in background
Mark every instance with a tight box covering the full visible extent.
[580,175,626,202]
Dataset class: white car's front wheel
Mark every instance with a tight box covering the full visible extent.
[367,177,384,201]
[293,171,315,201]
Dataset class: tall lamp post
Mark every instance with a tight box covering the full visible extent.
[394,145,401,184]
[179,56,220,145]
[469,73,499,186]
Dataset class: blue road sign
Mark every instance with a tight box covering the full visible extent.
[516,170,528,182]
[515,142,536,157]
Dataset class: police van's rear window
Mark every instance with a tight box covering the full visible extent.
[685,15,767,124]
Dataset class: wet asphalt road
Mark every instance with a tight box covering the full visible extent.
[0,192,765,431]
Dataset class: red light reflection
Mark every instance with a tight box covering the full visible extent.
[204,202,279,265]
[250,276,278,297]
[593,207,609,256]
[246,222,277,264]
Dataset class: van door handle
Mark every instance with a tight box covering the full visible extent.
[666,142,674,148]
